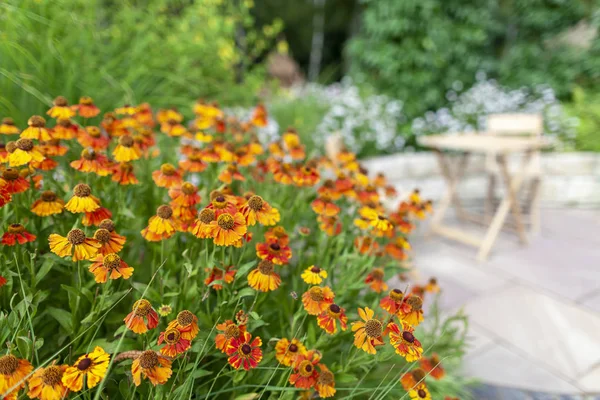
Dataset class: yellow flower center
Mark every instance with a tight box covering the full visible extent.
[407,296,423,312]
[16,138,33,151]
[402,331,415,343]
[318,370,334,385]
[0,355,19,375]
[364,319,382,338]
[217,214,235,230]
[41,365,63,386]
[98,219,115,232]
[258,260,274,275]
[177,310,194,326]
[156,205,173,219]
[53,96,68,107]
[28,115,46,127]
[73,183,92,197]
[79,96,93,105]
[86,126,101,138]
[298,360,314,377]
[247,195,263,211]
[77,357,92,371]
[82,148,96,160]
[164,328,181,344]
[160,163,176,176]
[7,224,25,234]
[308,287,324,302]
[67,229,86,245]
[133,299,152,317]
[181,182,195,195]
[199,208,215,224]
[389,289,404,302]
[138,350,158,369]
[370,268,384,280]
[119,135,134,147]
[102,253,121,270]
[271,226,286,238]
[224,324,240,339]
[94,229,111,244]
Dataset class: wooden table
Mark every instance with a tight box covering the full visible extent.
[418,134,551,261]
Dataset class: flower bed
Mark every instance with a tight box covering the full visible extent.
[0,98,468,399]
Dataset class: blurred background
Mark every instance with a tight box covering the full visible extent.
[1,0,599,159]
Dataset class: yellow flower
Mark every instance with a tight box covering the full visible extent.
[27,363,69,400]
[351,307,384,355]
[48,228,101,261]
[248,260,281,292]
[301,265,328,285]
[62,346,110,392]
[65,184,100,213]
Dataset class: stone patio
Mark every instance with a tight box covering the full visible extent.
[408,208,600,398]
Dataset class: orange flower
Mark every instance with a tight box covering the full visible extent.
[48,228,101,261]
[218,163,245,184]
[0,143,9,163]
[88,253,134,283]
[315,364,336,398]
[47,96,75,119]
[264,226,289,245]
[0,354,33,399]
[302,286,334,316]
[351,307,384,354]
[26,363,70,400]
[152,163,183,188]
[239,195,280,226]
[112,162,139,185]
[161,119,188,137]
[311,194,340,216]
[250,103,268,127]
[157,327,191,357]
[388,321,423,362]
[271,162,295,185]
[190,208,216,239]
[215,320,246,353]
[210,212,247,246]
[425,278,440,294]
[131,350,172,386]
[293,165,320,187]
[0,168,30,194]
[20,115,52,141]
[141,205,181,242]
[317,303,348,335]
[380,289,410,315]
[8,138,44,167]
[124,299,159,334]
[0,186,10,208]
[400,368,425,391]
[72,96,100,118]
[365,268,388,293]
[420,354,445,380]
[398,295,424,327]
[256,239,292,265]
[78,126,110,151]
[317,215,342,236]
[70,148,112,176]
[274,338,306,367]
[385,236,410,260]
[248,260,281,292]
[289,350,321,389]
[225,331,263,371]
[1,223,36,246]
[82,206,112,227]
[179,150,208,172]
[354,236,379,255]
[65,184,100,213]
[93,228,125,255]
[0,117,19,135]
[317,179,342,200]
[166,310,200,341]
[204,265,236,290]
[169,182,201,209]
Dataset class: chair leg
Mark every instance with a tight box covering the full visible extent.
[528,177,542,236]
[485,174,496,223]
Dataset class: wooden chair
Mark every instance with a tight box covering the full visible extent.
[484,113,543,235]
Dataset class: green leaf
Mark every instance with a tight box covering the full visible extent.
[236,260,256,277]
[47,307,73,331]
[236,287,255,299]
[16,336,32,359]
[190,369,212,379]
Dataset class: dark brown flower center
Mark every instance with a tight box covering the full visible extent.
[160,163,176,175]
[16,138,33,151]
[288,344,298,353]
[119,162,134,173]
[41,365,63,386]
[318,370,334,385]
[299,360,313,377]
[310,266,321,273]
[77,357,92,371]
[241,344,252,355]
[164,328,180,344]
[98,219,115,232]
[57,118,72,127]
[94,228,111,244]
[28,115,46,127]
[157,205,173,219]
[199,208,215,224]
[102,253,121,270]
[119,135,134,147]
[329,304,340,314]
[133,299,152,317]
[7,224,24,234]
[418,389,427,398]
[370,268,384,280]
[390,289,404,302]
[402,331,415,343]
[407,296,423,311]
[269,243,281,251]
[247,195,263,211]
[53,96,68,107]
[2,117,15,126]
[217,214,235,230]
[258,260,274,275]
[215,195,225,203]
[82,148,96,160]
[0,355,19,375]
[224,324,240,339]
[308,287,324,301]
[67,229,86,245]
[364,319,382,338]
[2,168,18,180]
[40,191,57,202]
[138,350,158,369]
[73,183,91,197]
[411,368,425,382]
[177,310,194,326]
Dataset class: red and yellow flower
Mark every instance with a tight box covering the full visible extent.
[31,190,65,217]
[256,239,292,265]
[420,353,445,380]
[315,364,336,398]
[289,350,321,389]
[274,338,306,367]
[113,135,141,162]
[225,331,263,371]
[215,320,246,353]
[70,148,112,176]
[78,126,110,151]
[47,96,75,119]
[112,162,139,185]
[302,286,334,316]
[8,138,44,167]
[351,307,384,354]
[166,310,199,341]
[72,96,100,118]
[131,350,172,386]
[1,223,36,246]
[317,303,348,335]
[380,289,410,315]
[311,194,340,216]
[398,295,424,327]
[408,383,432,400]
[141,205,181,242]
[88,253,134,283]
[124,299,159,334]
[204,265,236,290]
[388,321,423,362]
[0,168,29,194]
[152,163,183,188]
[158,327,191,357]
[209,212,247,246]
[0,117,19,135]
[239,195,280,226]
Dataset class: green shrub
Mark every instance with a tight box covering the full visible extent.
[564,87,600,152]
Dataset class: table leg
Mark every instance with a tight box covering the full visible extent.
[431,151,470,227]
[497,154,528,244]
[477,152,533,261]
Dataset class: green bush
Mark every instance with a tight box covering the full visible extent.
[0,0,280,124]
[564,87,600,152]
